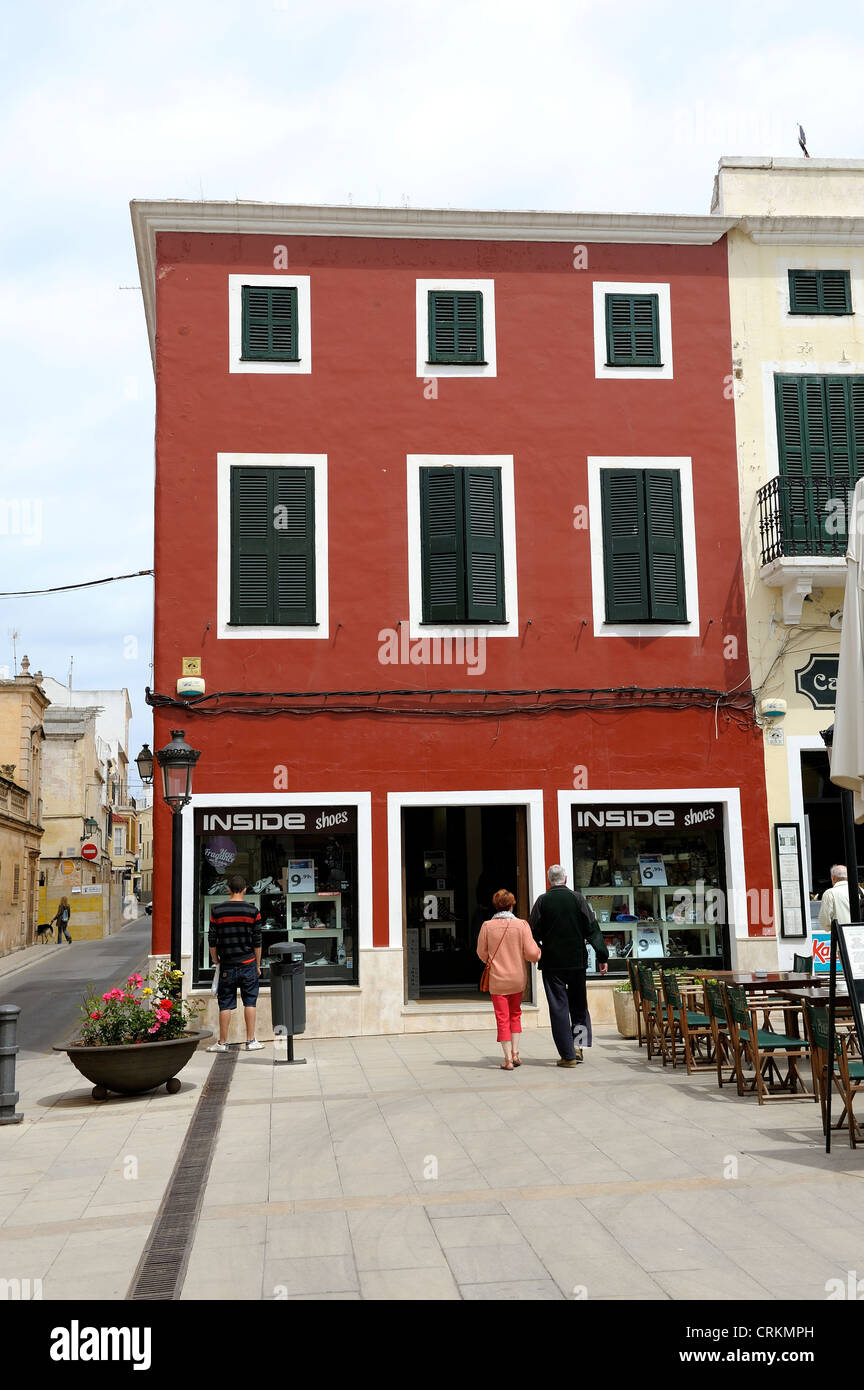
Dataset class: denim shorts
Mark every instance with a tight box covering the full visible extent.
[217,961,260,1011]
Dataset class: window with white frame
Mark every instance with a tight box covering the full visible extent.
[113,825,126,858]
[228,275,311,375]
[592,281,673,380]
[416,280,497,378]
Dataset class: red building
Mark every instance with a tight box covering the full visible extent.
[131,199,773,1038]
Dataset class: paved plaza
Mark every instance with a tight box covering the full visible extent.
[2,1017,864,1302]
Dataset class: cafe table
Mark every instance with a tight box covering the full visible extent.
[694,971,821,992]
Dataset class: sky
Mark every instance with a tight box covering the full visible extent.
[2,0,864,793]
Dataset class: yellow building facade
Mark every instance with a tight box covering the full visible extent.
[717,157,864,964]
[0,658,48,955]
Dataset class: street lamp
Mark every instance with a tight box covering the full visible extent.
[135,743,154,786]
[154,730,202,976]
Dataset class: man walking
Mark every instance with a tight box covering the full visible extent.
[530,865,608,1066]
[207,875,264,1052]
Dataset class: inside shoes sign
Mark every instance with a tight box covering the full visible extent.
[195,806,357,834]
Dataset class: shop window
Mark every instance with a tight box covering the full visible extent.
[420,467,506,623]
[230,466,316,626]
[194,805,358,988]
[571,802,729,975]
[600,468,686,623]
[788,269,852,316]
[605,293,661,367]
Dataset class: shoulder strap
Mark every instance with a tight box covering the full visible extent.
[486,920,510,965]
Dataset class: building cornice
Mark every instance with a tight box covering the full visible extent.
[130,199,737,368]
[740,215,864,246]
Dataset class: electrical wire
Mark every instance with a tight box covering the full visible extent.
[0,569,154,598]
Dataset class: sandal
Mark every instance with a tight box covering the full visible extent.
[512,1054,521,1067]
[500,1060,514,1070]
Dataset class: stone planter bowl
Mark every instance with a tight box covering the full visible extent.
[613,989,639,1039]
[54,1030,213,1100]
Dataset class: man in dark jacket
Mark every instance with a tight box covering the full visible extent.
[530,865,609,1066]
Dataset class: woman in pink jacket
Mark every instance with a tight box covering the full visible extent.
[477,889,541,1070]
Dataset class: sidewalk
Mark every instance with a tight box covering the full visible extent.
[2,1025,864,1301]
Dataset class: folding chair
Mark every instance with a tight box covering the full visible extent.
[805,1003,864,1147]
[626,957,643,1048]
[660,970,714,1073]
[703,979,737,1089]
[636,963,668,1065]
[724,983,811,1103]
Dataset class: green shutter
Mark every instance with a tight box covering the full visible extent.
[420,469,465,621]
[789,270,852,315]
[605,294,661,366]
[775,376,864,554]
[428,292,485,364]
[273,468,316,624]
[601,470,649,622]
[463,468,505,622]
[241,285,299,360]
[645,470,687,622]
[230,467,315,625]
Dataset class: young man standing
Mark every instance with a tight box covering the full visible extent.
[207,875,264,1052]
[530,865,609,1066]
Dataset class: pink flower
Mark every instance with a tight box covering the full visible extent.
[127,973,143,987]
[155,1010,170,1024]
[148,1024,160,1034]
[90,1011,101,1020]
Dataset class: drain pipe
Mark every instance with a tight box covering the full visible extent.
[0,1005,23,1125]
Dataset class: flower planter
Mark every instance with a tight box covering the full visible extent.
[54,1030,212,1100]
[613,989,639,1039]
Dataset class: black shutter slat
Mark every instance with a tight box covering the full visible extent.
[601,470,649,622]
[789,269,851,315]
[273,467,315,624]
[231,466,314,625]
[645,470,687,622]
[241,285,299,360]
[464,469,505,622]
[605,294,661,366]
[421,469,464,621]
[428,291,484,364]
[231,470,272,624]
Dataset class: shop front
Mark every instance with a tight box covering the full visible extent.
[191,802,360,988]
[559,790,747,977]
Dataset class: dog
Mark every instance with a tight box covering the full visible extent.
[35,921,55,943]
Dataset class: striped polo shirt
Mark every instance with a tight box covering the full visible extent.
[209,899,263,965]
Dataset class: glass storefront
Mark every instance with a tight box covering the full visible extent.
[193,805,358,987]
[571,801,730,976]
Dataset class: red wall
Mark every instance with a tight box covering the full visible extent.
[150,229,772,950]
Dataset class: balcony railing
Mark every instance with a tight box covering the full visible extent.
[757,474,858,567]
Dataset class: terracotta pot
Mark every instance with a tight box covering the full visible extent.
[613,989,639,1039]
[54,1031,213,1100]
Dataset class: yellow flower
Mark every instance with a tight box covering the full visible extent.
[142,988,153,996]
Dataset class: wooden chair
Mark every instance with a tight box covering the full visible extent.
[626,957,643,1047]
[793,953,812,974]
[660,970,714,1072]
[805,1003,864,1147]
[636,963,668,1065]
[703,978,737,1089]
[723,983,811,1103]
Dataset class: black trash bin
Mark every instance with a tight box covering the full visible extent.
[269,942,307,1064]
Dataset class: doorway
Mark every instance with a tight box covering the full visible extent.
[801,751,864,895]
[402,804,529,999]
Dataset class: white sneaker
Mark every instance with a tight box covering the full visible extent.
[207,1042,229,1052]
[245,1039,264,1051]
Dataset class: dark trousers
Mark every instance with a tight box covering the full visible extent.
[542,968,591,1058]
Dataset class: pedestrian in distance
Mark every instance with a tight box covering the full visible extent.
[530,865,608,1067]
[52,897,72,944]
[206,874,265,1052]
[819,864,851,929]
[476,889,541,1071]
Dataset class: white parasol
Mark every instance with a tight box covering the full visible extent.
[831,476,864,820]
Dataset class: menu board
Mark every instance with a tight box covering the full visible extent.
[773,823,806,939]
[839,923,864,981]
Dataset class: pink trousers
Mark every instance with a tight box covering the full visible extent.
[492,992,523,1043]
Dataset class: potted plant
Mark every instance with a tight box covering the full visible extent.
[613,980,639,1039]
[54,961,211,1100]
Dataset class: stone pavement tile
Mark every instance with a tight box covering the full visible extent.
[658,1188,815,1251]
[425,1201,505,1218]
[652,1267,775,1300]
[0,1233,70,1278]
[431,1213,526,1249]
[0,1194,25,1223]
[542,1252,667,1299]
[461,1279,564,1300]
[4,1196,93,1226]
[444,1241,549,1286]
[534,1149,633,1186]
[611,1231,743,1274]
[348,1207,447,1272]
[47,1228,147,1279]
[44,1270,135,1300]
[79,1200,161,1220]
[359,1267,460,1300]
[194,1213,268,1248]
[261,1255,359,1297]
[265,1211,352,1259]
[180,1268,265,1301]
[502,1198,629,1262]
[284,1292,362,1300]
[338,1168,418,1199]
[723,1242,851,1292]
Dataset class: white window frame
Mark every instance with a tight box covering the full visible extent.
[216,452,329,640]
[587,456,699,638]
[777,255,862,319]
[406,454,518,640]
[415,279,497,379]
[592,281,673,380]
[113,825,126,858]
[228,274,311,375]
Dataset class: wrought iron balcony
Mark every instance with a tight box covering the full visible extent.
[757,474,855,567]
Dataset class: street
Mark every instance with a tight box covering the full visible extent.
[0,916,151,1057]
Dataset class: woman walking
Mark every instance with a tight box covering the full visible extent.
[477,889,541,1070]
[52,897,72,944]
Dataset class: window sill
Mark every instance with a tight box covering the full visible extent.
[426,360,488,367]
[604,361,664,369]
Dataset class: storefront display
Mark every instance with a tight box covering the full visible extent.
[193,805,357,986]
[571,801,729,975]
